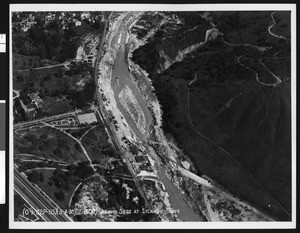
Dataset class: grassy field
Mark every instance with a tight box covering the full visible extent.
[81,125,118,163]
[14,126,88,164]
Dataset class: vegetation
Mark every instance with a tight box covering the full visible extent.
[132,11,291,220]
[25,168,79,210]
[14,126,88,163]
[81,125,118,162]
[12,11,105,62]
[132,12,211,76]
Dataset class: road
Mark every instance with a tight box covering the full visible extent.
[14,168,72,222]
[268,11,290,41]
[15,61,71,72]
[237,56,281,87]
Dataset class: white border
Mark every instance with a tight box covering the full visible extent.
[0,151,5,204]
[9,3,296,229]
[0,101,5,204]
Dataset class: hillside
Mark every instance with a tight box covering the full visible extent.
[132,11,291,221]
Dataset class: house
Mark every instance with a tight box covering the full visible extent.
[29,92,43,108]
[74,20,81,26]
[81,12,91,21]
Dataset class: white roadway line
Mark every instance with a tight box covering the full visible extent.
[14,175,59,221]
[14,187,47,222]
[15,172,72,221]
[31,180,73,221]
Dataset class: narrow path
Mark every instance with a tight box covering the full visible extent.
[68,182,82,209]
[259,58,282,85]
[237,56,281,87]
[42,123,96,171]
[15,61,71,72]
[79,125,97,141]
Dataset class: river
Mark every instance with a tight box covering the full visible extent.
[109,12,202,221]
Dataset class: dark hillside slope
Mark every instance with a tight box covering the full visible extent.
[132,11,291,220]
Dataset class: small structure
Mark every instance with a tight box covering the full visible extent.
[74,20,82,26]
[25,103,37,119]
[76,112,98,124]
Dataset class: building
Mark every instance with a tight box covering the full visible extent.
[81,12,91,21]
[24,103,37,119]
[29,92,43,108]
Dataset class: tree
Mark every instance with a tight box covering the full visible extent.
[54,191,65,201]
[27,170,40,184]
[39,172,44,182]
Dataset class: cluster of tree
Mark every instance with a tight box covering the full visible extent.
[27,170,44,184]
[68,80,96,108]
[67,161,95,181]
[151,76,179,133]
[94,177,147,221]
[65,61,93,76]
[13,12,105,63]
[48,168,70,190]
[54,190,65,201]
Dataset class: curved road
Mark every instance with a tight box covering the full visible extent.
[268,11,290,41]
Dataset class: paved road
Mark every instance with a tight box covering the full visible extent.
[14,168,72,222]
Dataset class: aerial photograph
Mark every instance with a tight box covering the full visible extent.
[12,8,292,223]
